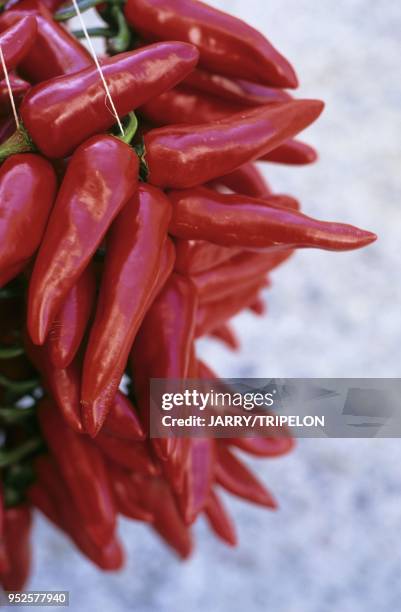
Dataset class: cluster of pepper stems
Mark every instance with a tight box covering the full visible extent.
[0,0,376,591]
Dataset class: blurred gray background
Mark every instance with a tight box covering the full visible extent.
[30,1,401,610]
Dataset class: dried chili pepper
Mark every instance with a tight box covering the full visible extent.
[28,135,139,345]
[12,42,199,159]
[81,185,172,436]
[125,0,298,87]
[102,392,145,441]
[0,154,56,288]
[144,100,324,188]
[204,489,237,546]
[168,187,377,250]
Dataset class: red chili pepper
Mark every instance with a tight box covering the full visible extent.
[192,250,293,304]
[196,279,266,337]
[25,333,84,433]
[174,239,242,276]
[27,135,139,345]
[216,445,277,508]
[260,139,318,165]
[0,74,30,117]
[229,437,295,458]
[178,439,215,524]
[168,187,377,250]
[18,43,199,158]
[0,3,91,83]
[0,483,8,574]
[184,68,292,106]
[130,274,198,468]
[125,0,298,87]
[209,162,271,198]
[31,455,124,570]
[38,398,117,548]
[249,296,266,316]
[81,185,172,437]
[0,15,37,79]
[46,264,96,369]
[102,391,145,441]
[0,154,56,288]
[144,100,324,188]
[0,505,32,591]
[209,323,239,351]
[204,489,237,546]
[108,465,154,522]
[93,432,159,475]
[138,474,193,558]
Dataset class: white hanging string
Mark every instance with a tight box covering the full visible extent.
[0,45,20,130]
[71,0,124,136]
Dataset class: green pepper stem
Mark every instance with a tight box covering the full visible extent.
[0,437,43,468]
[117,112,138,145]
[0,374,40,393]
[0,346,24,359]
[107,5,132,54]
[55,0,124,21]
[72,27,114,39]
[0,125,35,162]
[0,407,35,424]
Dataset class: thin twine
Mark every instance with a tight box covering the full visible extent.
[0,45,20,130]
[71,0,124,136]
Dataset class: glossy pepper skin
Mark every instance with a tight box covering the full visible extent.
[184,68,292,106]
[81,185,172,437]
[46,264,96,369]
[124,0,298,87]
[0,16,37,80]
[38,398,117,548]
[20,42,199,158]
[174,239,242,276]
[0,74,30,117]
[27,135,139,346]
[102,392,145,441]
[0,505,32,591]
[0,154,57,288]
[210,162,271,198]
[0,2,91,83]
[260,139,318,165]
[168,187,377,251]
[144,100,324,188]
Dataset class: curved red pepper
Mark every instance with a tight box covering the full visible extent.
[0,505,32,591]
[0,16,37,79]
[0,154,56,288]
[193,250,293,304]
[196,279,266,336]
[209,323,239,351]
[204,489,237,546]
[260,139,318,165]
[124,0,297,87]
[184,68,292,106]
[38,398,117,548]
[46,264,96,369]
[102,391,145,441]
[178,439,215,525]
[109,465,154,522]
[0,74,30,117]
[209,162,271,198]
[94,432,159,475]
[216,445,277,508]
[20,43,199,158]
[229,437,295,458]
[249,296,266,316]
[174,239,241,276]
[81,185,172,437]
[168,187,377,251]
[144,100,324,188]
[27,135,139,345]
[0,2,91,83]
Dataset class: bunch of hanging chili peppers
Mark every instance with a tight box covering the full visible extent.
[0,0,376,590]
